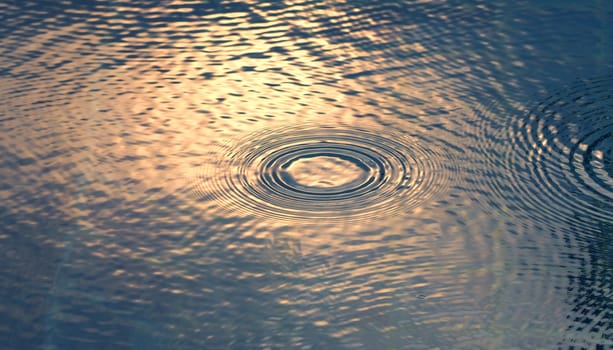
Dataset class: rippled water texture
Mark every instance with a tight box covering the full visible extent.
[0,0,611,349]
[473,76,613,231]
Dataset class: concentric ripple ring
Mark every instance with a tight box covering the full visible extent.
[474,76,613,229]
[193,124,452,221]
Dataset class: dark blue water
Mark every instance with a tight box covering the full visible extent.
[0,0,611,349]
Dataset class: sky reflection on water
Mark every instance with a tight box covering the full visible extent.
[0,0,611,349]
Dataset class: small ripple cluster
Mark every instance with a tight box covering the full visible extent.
[473,76,612,230]
[193,125,452,221]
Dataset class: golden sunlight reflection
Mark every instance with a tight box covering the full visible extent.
[0,0,490,260]
[13,1,462,213]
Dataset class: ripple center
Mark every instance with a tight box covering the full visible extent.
[280,154,370,190]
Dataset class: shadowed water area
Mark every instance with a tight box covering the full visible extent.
[0,0,611,349]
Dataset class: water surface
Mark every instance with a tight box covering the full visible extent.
[0,0,611,349]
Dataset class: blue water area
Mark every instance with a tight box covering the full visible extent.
[0,0,611,349]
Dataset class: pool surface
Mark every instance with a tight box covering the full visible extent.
[0,0,611,349]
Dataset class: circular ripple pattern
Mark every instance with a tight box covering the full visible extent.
[475,76,613,229]
[193,125,452,221]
